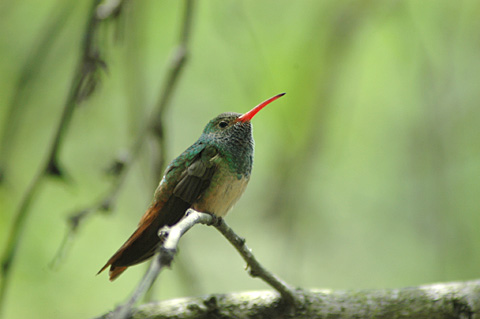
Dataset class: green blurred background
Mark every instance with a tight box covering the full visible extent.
[1,0,480,318]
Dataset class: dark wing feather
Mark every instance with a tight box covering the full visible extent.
[174,159,216,203]
[98,145,218,280]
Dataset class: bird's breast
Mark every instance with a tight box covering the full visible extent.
[192,168,250,217]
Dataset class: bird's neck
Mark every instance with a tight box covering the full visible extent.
[211,136,254,178]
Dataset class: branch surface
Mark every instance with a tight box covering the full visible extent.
[100,279,480,319]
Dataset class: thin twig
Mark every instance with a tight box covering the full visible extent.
[0,0,104,314]
[0,0,76,182]
[0,172,44,315]
[106,210,214,319]
[46,0,125,178]
[50,197,114,269]
[150,0,194,180]
[46,0,106,177]
[96,0,125,19]
[52,0,196,267]
[214,218,301,307]
[50,156,129,267]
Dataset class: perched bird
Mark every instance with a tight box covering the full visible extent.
[98,93,285,280]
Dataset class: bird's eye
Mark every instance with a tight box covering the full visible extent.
[219,121,228,128]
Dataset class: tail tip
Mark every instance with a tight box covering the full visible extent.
[108,266,127,281]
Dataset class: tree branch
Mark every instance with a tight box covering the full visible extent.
[52,0,196,268]
[101,210,215,319]
[0,0,76,183]
[97,279,480,319]
[0,0,108,313]
[99,209,298,319]
[149,0,194,181]
[213,218,301,307]
[96,209,480,319]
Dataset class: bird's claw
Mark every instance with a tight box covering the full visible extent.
[208,213,223,227]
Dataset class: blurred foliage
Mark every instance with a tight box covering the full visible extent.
[1,0,480,318]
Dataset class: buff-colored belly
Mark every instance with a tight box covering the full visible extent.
[193,173,249,217]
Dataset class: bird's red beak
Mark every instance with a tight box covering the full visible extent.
[236,93,285,123]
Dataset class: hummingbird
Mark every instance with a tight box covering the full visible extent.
[98,93,285,280]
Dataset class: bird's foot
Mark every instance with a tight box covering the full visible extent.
[207,213,223,227]
[185,209,223,226]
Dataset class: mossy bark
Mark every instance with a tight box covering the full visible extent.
[99,279,480,319]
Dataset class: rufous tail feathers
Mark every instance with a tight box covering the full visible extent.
[97,261,127,281]
[97,201,165,281]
